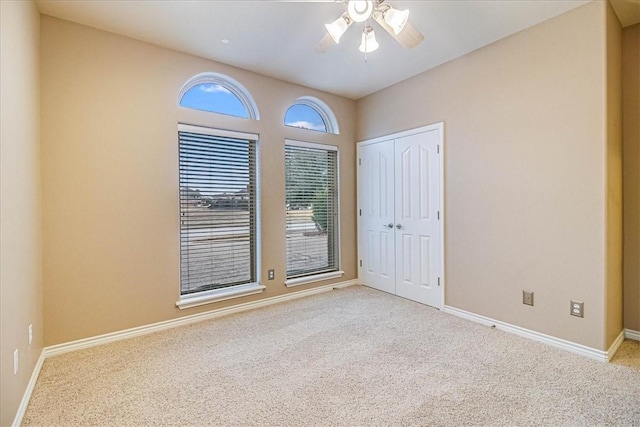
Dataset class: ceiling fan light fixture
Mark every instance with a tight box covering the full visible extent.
[384,7,410,35]
[325,13,352,43]
[316,0,424,54]
[359,26,379,53]
[348,0,374,23]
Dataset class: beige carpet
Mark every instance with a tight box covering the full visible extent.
[612,339,640,370]
[24,286,640,426]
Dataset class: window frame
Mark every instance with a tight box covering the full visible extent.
[284,139,343,287]
[176,124,263,309]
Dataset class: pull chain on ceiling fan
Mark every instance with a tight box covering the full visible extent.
[317,0,424,55]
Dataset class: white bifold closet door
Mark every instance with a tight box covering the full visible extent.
[358,124,443,309]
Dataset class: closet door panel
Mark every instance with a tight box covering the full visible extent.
[394,131,441,307]
[357,140,396,294]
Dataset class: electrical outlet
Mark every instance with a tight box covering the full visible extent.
[28,324,33,345]
[570,300,584,318]
[523,291,534,306]
[268,269,275,280]
[13,349,18,375]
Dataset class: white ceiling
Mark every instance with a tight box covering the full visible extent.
[37,0,610,100]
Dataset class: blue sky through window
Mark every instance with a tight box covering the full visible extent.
[285,104,327,132]
[180,83,249,118]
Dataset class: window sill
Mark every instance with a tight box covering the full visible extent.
[176,282,266,310]
[285,270,344,288]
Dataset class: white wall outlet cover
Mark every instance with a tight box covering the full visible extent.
[570,300,584,317]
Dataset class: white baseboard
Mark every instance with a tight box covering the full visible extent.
[626,329,640,341]
[608,330,626,361]
[443,305,624,362]
[45,279,360,358]
[12,350,46,427]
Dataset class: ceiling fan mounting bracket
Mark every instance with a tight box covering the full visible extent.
[347,0,375,23]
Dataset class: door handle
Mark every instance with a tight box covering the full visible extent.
[383,223,394,229]
[396,224,403,230]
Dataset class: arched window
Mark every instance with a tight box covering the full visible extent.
[284,97,339,134]
[178,73,260,120]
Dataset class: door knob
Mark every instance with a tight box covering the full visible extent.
[383,223,394,229]
[396,224,403,230]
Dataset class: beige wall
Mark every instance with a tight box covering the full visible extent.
[605,2,623,347]
[0,0,43,425]
[357,1,615,350]
[40,16,357,346]
[623,23,640,332]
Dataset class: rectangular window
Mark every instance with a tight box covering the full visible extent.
[178,125,262,307]
[285,140,340,283]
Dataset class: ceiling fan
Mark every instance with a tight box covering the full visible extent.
[317,0,424,54]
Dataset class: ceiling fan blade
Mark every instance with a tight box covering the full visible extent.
[374,14,424,49]
[315,32,336,54]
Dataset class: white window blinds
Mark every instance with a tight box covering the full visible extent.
[285,141,339,279]
[179,126,257,295]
